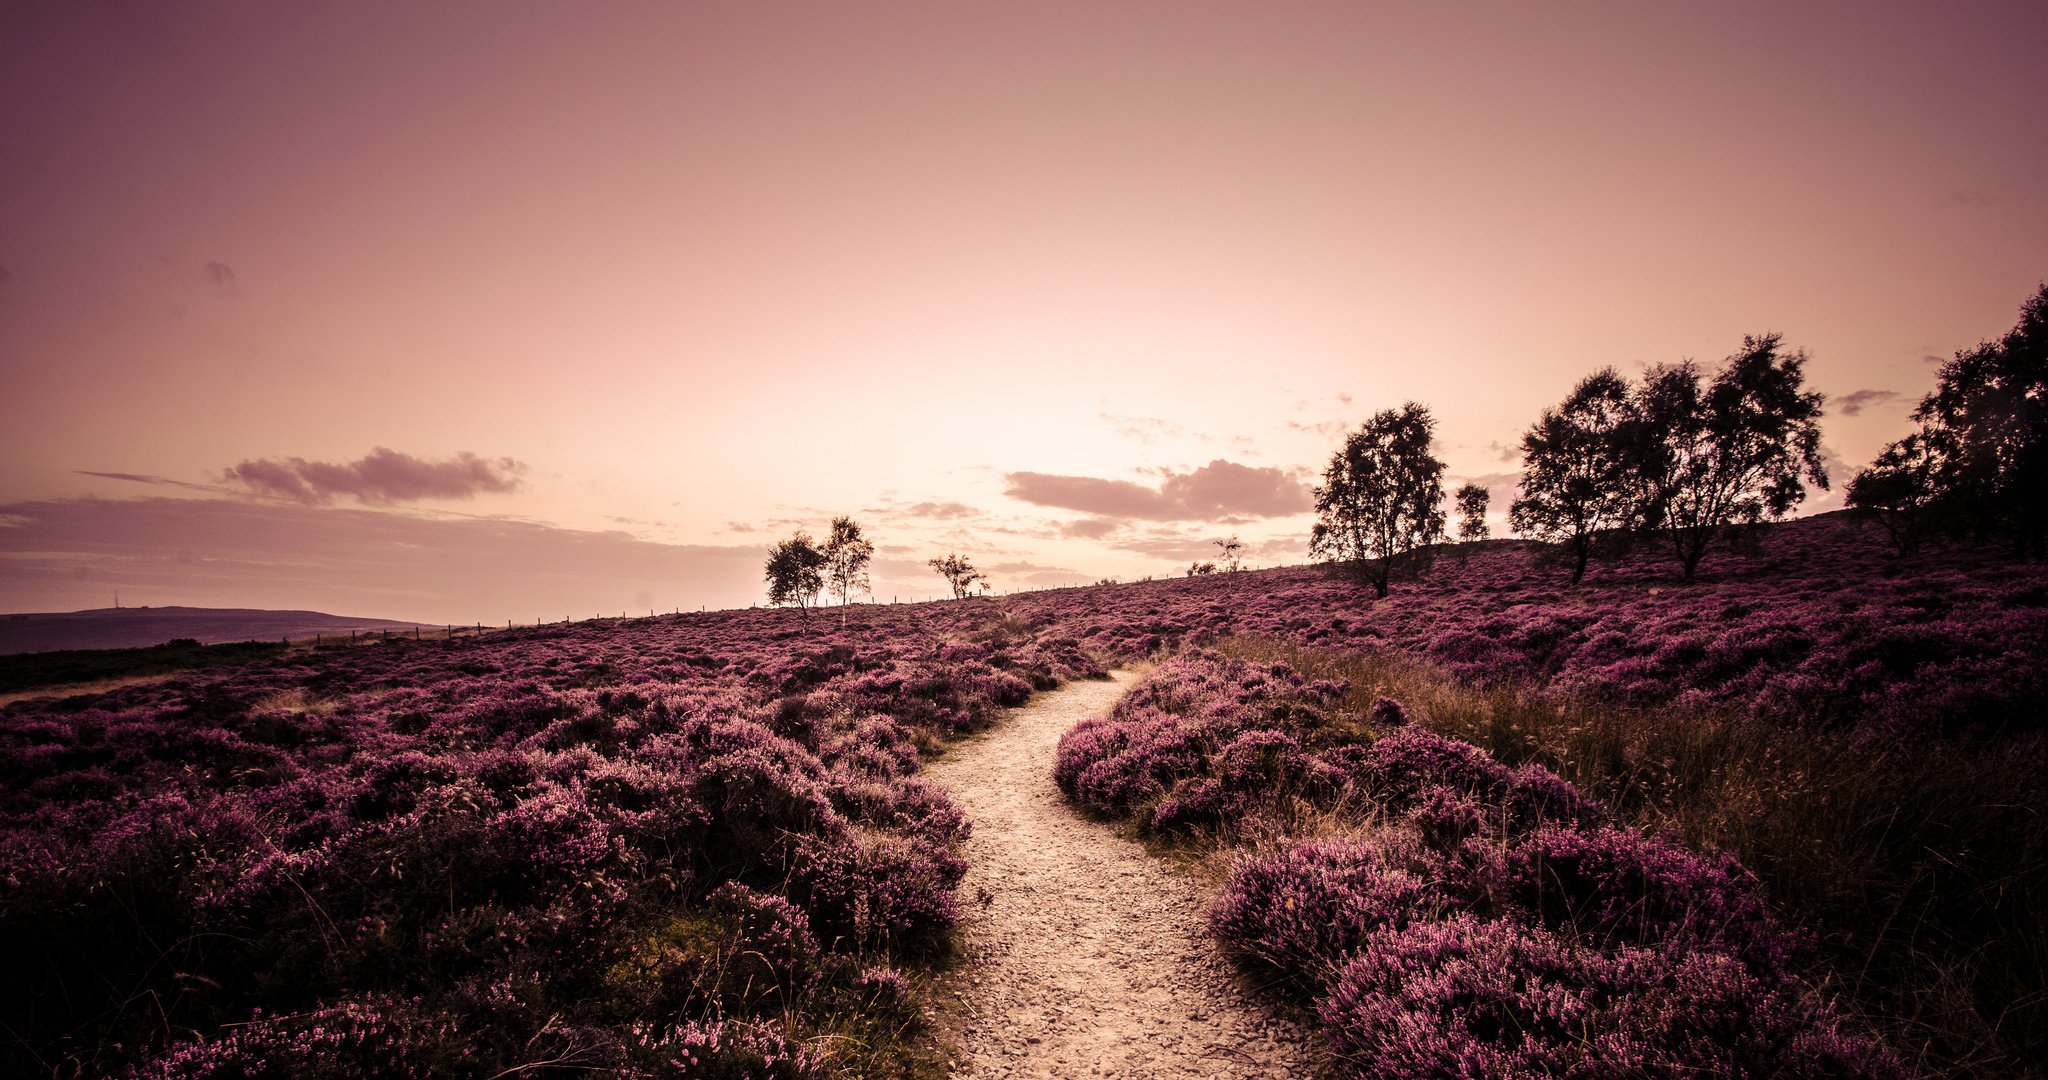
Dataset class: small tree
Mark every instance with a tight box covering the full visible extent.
[1909,283,2048,559]
[1628,335,1827,579]
[1509,369,1639,583]
[1455,483,1491,544]
[1309,402,1447,598]
[928,553,983,599]
[764,532,826,618]
[822,516,874,622]
[1213,535,1245,572]
[1186,561,1217,576]
[1847,433,1940,556]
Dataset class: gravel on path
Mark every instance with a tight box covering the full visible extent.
[921,671,1317,1079]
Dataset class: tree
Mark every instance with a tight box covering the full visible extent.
[1309,402,1447,598]
[1628,334,1827,579]
[1214,535,1245,572]
[1455,483,1491,544]
[1908,283,2048,559]
[764,532,826,617]
[1186,561,1217,576]
[1846,433,1940,556]
[928,552,984,599]
[822,516,874,622]
[1509,369,1639,583]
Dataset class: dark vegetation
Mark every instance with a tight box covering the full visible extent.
[1029,516,2047,1077]
[1849,283,2047,561]
[0,603,1103,1078]
[0,638,287,696]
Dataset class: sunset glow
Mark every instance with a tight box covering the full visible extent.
[4,2,2044,622]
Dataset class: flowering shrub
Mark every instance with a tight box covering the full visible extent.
[1007,512,2048,735]
[0,600,1097,1077]
[1063,652,1902,1077]
[1208,839,1435,995]
[1319,916,1907,1080]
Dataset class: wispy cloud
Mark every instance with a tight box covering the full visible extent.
[1004,459,1311,521]
[223,447,527,505]
[1835,388,1900,416]
[0,496,765,621]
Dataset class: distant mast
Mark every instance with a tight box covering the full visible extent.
[114,591,120,609]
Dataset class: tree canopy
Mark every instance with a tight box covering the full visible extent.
[1309,402,1447,597]
[1630,335,1827,579]
[1510,369,1638,583]
[764,532,826,617]
[1882,283,2048,560]
[928,553,984,599]
[822,516,874,622]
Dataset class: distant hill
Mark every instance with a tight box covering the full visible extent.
[0,606,426,655]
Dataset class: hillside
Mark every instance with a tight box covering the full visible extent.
[0,512,2041,1077]
[0,605,426,655]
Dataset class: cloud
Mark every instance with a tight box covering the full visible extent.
[1287,419,1349,440]
[223,447,527,505]
[1060,518,1121,539]
[725,521,760,533]
[1486,440,1520,463]
[1835,389,1900,416]
[1003,459,1311,521]
[897,500,977,520]
[0,497,767,623]
[202,261,237,292]
[77,470,229,495]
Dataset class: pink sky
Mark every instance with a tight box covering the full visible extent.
[3,2,2044,623]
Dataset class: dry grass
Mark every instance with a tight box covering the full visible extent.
[1211,635,2048,1080]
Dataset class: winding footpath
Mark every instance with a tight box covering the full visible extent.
[922,671,1315,1079]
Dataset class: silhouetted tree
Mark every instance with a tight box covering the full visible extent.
[1510,369,1639,583]
[1455,483,1491,544]
[1310,402,1447,597]
[1628,335,1828,579]
[1846,433,1941,556]
[765,532,826,617]
[928,552,984,599]
[822,516,873,622]
[1214,535,1245,572]
[1186,561,1217,576]
[1909,283,2048,559]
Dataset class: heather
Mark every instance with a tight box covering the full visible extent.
[0,603,1102,1078]
[1010,511,2048,736]
[1056,650,1908,1077]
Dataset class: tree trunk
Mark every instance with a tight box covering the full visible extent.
[1571,547,1588,585]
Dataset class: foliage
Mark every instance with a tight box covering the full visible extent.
[1509,369,1638,582]
[764,532,827,617]
[927,553,983,600]
[0,638,287,696]
[1868,282,2048,560]
[1628,335,1828,579]
[0,601,1099,1078]
[1054,651,1905,1077]
[1214,535,1245,572]
[1453,483,1489,544]
[821,516,875,621]
[1847,433,1942,556]
[1309,402,1448,597]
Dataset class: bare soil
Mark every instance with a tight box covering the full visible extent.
[922,671,1317,1079]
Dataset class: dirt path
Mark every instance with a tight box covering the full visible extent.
[922,672,1316,1079]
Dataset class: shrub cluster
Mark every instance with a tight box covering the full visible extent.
[1057,652,1907,1077]
[0,602,1099,1078]
[1011,512,2048,736]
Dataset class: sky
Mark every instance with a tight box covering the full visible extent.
[2,1,2045,623]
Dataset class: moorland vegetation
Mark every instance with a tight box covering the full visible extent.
[1,287,2042,1077]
